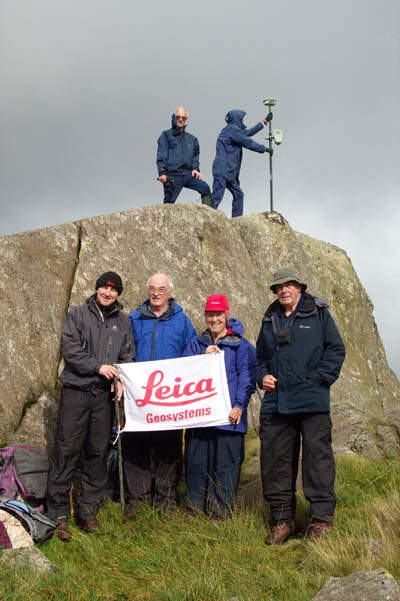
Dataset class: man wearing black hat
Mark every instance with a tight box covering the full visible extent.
[256,267,345,544]
[47,271,135,541]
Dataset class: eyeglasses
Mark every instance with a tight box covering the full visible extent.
[175,115,187,121]
[276,282,300,292]
[148,287,169,295]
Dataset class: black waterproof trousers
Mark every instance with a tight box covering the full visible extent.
[260,412,336,524]
[47,386,114,522]
[185,427,244,519]
[121,430,182,508]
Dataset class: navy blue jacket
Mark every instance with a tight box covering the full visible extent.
[256,293,345,414]
[129,298,196,362]
[157,115,200,176]
[212,110,266,181]
[183,318,256,434]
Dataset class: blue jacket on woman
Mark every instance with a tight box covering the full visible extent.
[183,318,256,434]
[256,293,345,415]
[157,114,201,176]
[129,298,196,362]
[212,110,266,181]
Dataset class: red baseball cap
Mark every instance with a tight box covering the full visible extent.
[204,294,230,312]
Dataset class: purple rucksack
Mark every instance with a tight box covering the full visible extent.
[0,446,49,512]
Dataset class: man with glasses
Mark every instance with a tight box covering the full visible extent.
[122,272,196,514]
[256,267,345,544]
[157,106,213,206]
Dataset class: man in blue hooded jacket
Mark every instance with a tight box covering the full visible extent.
[157,106,213,206]
[212,109,273,217]
[121,272,196,513]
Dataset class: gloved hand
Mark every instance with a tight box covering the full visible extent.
[265,147,274,155]
[265,112,273,123]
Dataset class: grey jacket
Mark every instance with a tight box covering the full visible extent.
[60,294,135,390]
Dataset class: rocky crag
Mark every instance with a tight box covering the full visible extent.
[1,205,399,457]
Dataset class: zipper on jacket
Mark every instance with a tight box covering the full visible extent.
[94,303,104,323]
[180,132,186,168]
[150,318,160,361]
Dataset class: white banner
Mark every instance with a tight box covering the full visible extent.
[117,352,231,432]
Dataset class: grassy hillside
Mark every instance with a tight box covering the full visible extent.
[1,453,399,601]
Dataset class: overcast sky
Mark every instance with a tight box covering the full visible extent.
[1,0,399,377]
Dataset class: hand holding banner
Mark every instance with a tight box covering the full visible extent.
[118,352,231,432]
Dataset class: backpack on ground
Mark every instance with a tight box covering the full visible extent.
[0,446,49,511]
[0,499,56,544]
[0,507,34,549]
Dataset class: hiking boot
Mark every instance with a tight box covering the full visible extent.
[56,522,72,542]
[309,521,332,541]
[201,194,214,208]
[78,518,99,533]
[265,520,295,545]
[123,509,137,522]
[123,501,146,521]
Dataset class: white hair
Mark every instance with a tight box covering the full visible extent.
[175,106,188,118]
[146,273,174,290]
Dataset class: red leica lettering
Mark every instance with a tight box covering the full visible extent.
[136,370,217,407]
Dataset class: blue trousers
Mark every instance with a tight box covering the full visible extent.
[163,172,211,204]
[185,427,244,519]
[212,175,244,218]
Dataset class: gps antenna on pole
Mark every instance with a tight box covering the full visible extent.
[263,98,282,212]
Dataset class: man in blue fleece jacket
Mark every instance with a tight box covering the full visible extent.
[122,272,196,514]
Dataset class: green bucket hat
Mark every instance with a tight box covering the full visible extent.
[269,266,307,293]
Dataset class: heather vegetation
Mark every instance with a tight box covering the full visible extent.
[1,452,399,601]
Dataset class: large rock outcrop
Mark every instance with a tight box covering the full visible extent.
[1,205,399,456]
[0,224,79,440]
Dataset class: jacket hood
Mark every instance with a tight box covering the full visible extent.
[263,292,328,320]
[130,298,182,320]
[225,110,246,128]
[171,113,186,133]
[227,317,245,336]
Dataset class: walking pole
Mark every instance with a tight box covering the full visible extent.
[113,376,125,513]
[263,98,282,212]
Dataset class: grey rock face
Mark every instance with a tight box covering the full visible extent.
[0,206,399,456]
[0,546,56,574]
[311,568,400,601]
[0,224,79,441]
[8,391,60,454]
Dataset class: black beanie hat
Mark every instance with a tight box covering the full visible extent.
[95,271,123,295]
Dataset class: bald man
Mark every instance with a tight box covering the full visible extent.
[157,106,213,206]
[122,272,196,514]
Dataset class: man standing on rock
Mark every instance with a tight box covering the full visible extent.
[122,272,196,514]
[47,272,135,541]
[212,109,273,218]
[157,106,213,206]
[256,267,345,544]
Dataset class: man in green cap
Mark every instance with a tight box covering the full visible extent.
[256,266,345,544]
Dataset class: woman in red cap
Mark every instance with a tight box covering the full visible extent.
[183,294,256,520]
